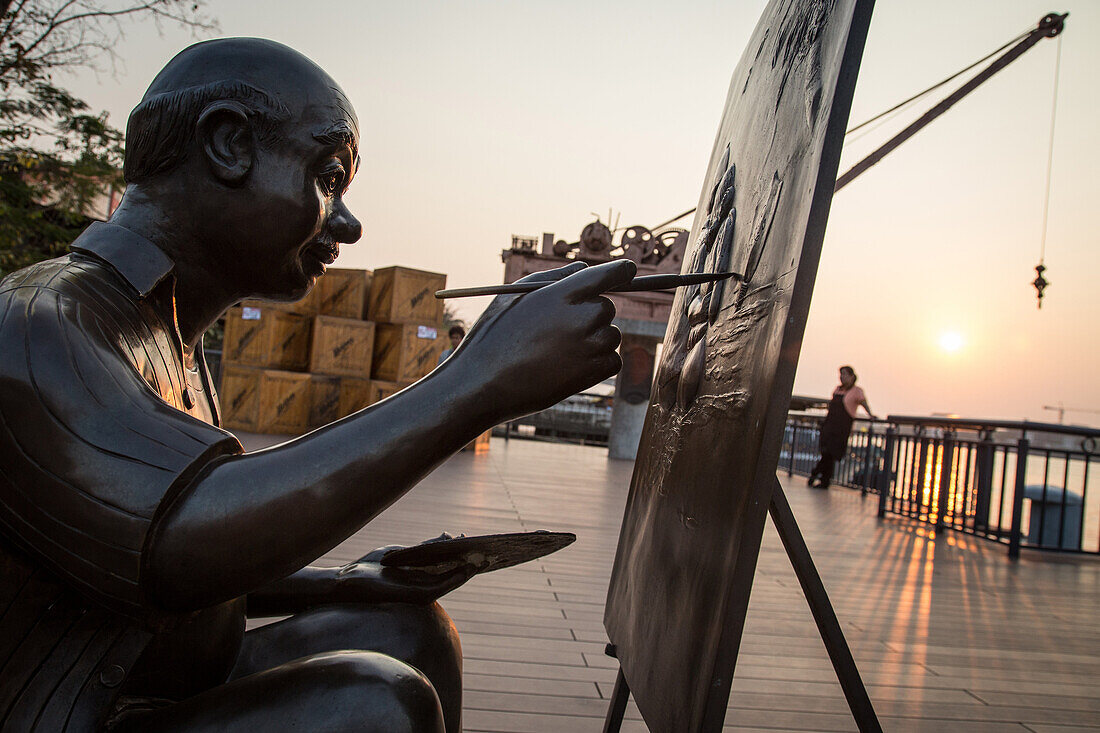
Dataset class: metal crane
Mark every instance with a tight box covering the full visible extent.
[834,12,1067,190]
[658,13,1068,226]
[1043,404,1100,425]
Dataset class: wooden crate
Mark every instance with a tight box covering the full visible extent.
[317,268,371,319]
[309,375,340,428]
[366,266,446,325]
[220,364,262,432]
[338,376,375,416]
[257,369,312,435]
[368,379,412,405]
[220,367,312,435]
[240,287,320,317]
[309,375,374,428]
[309,316,375,377]
[223,305,312,371]
[371,323,444,383]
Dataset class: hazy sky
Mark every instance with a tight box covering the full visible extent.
[69,0,1099,425]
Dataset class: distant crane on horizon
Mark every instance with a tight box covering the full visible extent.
[1042,403,1100,425]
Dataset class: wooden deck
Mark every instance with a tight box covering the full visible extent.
[240,434,1100,732]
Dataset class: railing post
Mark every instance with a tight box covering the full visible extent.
[878,427,896,518]
[860,422,876,496]
[973,430,994,534]
[1008,436,1030,559]
[935,431,956,530]
[916,435,930,519]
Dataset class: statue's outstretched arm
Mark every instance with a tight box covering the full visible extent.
[143,260,635,611]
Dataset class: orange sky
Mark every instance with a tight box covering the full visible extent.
[71,0,1099,425]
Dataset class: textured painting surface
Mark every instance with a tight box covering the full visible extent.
[603,1,873,730]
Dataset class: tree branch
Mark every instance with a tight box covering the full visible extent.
[0,0,33,48]
[2,0,215,90]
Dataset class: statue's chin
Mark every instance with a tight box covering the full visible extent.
[252,279,311,305]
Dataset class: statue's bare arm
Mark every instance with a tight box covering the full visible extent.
[144,260,634,611]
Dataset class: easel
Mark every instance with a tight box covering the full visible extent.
[603,479,882,733]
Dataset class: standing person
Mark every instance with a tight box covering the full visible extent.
[438,324,466,364]
[808,365,875,489]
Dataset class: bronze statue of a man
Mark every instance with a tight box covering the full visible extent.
[0,38,633,731]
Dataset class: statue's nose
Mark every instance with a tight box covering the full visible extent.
[330,201,362,244]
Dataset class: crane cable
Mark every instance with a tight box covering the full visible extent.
[845,26,1034,136]
[1033,34,1062,309]
[1039,34,1062,266]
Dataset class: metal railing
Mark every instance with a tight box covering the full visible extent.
[495,391,612,446]
[782,412,1100,557]
[782,414,886,495]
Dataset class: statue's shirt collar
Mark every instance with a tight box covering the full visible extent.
[70,221,175,298]
[68,220,219,422]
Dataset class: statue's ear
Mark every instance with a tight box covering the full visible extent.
[196,101,254,185]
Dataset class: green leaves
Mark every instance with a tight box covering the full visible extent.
[0,0,216,278]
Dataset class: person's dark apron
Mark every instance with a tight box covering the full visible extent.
[819,388,854,457]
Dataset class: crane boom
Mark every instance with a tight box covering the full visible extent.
[1042,405,1100,424]
[834,12,1067,192]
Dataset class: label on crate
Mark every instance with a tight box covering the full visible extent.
[242,307,262,320]
[417,325,438,340]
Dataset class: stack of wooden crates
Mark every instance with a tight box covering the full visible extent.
[219,266,448,435]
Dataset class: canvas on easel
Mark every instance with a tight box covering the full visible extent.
[603,1,876,731]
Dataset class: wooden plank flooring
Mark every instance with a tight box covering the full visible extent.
[237,434,1100,732]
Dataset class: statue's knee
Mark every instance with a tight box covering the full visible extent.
[300,652,445,733]
[370,604,461,733]
[414,602,461,660]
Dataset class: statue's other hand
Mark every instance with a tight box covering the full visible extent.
[332,545,477,605]
[458,259,637,420]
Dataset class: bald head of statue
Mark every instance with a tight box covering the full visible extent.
[125,38,357,184]
[118,38,363,304]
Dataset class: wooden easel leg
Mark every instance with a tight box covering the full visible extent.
[602,669,630,733]
[769,479,882,733]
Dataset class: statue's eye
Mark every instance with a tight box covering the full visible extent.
[318,165,346,196]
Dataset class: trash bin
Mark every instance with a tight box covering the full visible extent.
[1023,485,1082,550]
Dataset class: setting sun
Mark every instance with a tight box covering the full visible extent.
[939,331,965,353]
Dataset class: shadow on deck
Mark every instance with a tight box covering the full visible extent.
[238,434,1100,732]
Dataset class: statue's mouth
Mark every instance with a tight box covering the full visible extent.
[304,240,339,266]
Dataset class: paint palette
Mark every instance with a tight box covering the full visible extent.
[380,531,576,576]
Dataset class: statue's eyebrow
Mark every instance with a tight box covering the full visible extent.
[311,119,358,159]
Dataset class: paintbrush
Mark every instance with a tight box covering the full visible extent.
[435,271,741,299]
